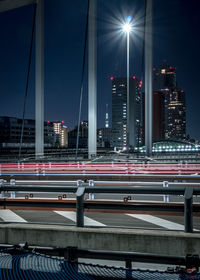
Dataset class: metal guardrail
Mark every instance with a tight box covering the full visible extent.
[1,244,200,279]
[0,244,200,271]
[0,179,199,233]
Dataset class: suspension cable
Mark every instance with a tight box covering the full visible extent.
[75,0,90,160]
[18,3,37,162]
[141,0,146,83]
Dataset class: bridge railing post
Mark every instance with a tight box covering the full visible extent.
[88,180,94,200]
[76,180,85,227]
[0,179,6,198]
[184,187,193,233]
[10,179,16,198]
[163,181,169,203]
[125,259,132,279]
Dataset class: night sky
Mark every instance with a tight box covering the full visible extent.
[0,0,199,139]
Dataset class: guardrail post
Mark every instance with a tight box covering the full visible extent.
[125,259,132,279]
[10,179,16,198]
[163,181,169,203]
[76,180,85,227]
[184,187,193,233]
[88,180,94,200]
[0,179,6,198]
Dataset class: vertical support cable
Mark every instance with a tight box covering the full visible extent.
[35,0,44,159]
[145,0,153,157]
[127,32,130,149]
[88,0,97,159]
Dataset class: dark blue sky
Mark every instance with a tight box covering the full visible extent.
[0,0,199,139]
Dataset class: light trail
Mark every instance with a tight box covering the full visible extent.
[1,162,200,175]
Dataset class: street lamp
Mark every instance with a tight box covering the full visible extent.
[122,17,132,150]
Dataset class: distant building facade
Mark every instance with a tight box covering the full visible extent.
[68,121,88,148]
[97,104,112,148]
[111,77,141,149]
[164,88,186,140]
[153,63,176,91]
[0,116,54,148]
[151,63,186,141]
[49,121,69,147]
[97,128,112,148]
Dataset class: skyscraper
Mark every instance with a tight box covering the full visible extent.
[111,77,141,150]
[153,63,176,91]
[165,88,186,140]
[152,63,186,141]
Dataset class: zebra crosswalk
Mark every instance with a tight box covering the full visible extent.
[0,210,27,223]
[0,209,197,231]
[54,211,106,227]
[126,214,184,230]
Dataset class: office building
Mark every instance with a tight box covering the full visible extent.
[111,77,141,150]
[164,88,186,140]
[151,63,186,141]
[0,116,54,148]
[153,63,176,91]
[50,121,69,147]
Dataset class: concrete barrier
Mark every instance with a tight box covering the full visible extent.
[0,223,200,256]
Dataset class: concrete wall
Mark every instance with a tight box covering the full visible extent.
[0,223,200,256]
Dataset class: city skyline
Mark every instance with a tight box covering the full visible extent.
[0,0,199,140]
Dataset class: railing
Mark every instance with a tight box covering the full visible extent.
[1,244,200,279]
[0,180,200,233]
[1,244,200,272]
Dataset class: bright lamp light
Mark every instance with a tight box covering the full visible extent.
[123,23,131,33]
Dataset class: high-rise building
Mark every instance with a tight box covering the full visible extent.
[50,121,69,147]
[164,88,186,140]
[152,63,186,141]
[111,77,141,150]
[153,63,176,91]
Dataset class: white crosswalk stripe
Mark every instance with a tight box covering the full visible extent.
[126,214,184,230]
[0,210,27,223]
[54,211,106,227]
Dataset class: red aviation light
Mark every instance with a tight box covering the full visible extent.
[110,76,114,81]
[61,120,64,123]
[47,121,50,123]
[181,90,184,93]
[132,76,136,79]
